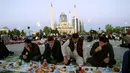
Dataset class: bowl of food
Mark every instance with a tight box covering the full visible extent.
[93,69,102,73]
[60,67,67,73]
[34,68,43,73]
[112,68,120,72]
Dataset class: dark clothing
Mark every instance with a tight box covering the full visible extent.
[87,42,116,67]
[128,44,130,49]
[0,42,9,59]
[42,40,63,64]
[20,43,41,62]
[39,30,43,39]
[87,36,93,42]
[122,50,130,73]
[69,38,83,57]
[122,35,130,49]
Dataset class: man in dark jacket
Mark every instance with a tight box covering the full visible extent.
[122,50,130,73]
[42,36,63,64]
[87,36,116,67]
[20,39,41,62]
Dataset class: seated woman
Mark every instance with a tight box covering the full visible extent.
[20,39,41,62]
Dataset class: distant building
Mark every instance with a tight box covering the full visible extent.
[0,27,9,33]
[72,17,84,33]
[72,17,79,32]
[54,22,57,30]
[122,26,130,33]
[60,13,68,23]
[57,13,74,34]
[50,3,54,30]
[50,4,84,34]
[81,21,84,31]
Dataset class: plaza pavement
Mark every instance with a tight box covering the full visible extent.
[6,40,129,60]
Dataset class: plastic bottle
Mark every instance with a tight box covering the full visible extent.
[21,59,24,65]
[119,67,122,73]
[69,59,73,70]
[106,65,111,72]
[38,61,41,67]
[18,59,22,66]
[43,59,48,67]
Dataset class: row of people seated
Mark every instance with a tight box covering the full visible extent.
[1,33,129,72]
[20,33,116,68]
[20,37,63,64]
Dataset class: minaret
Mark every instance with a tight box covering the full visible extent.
[74,5,77,33]
[68,11,71,24]
[50,3,54,30]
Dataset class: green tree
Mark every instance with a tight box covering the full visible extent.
[2,27,9,30]
[113,26,123,33]
[105,24,113,34]
[89,29,97,35]
[51,28,59,35]
[55,28,59,34]
[36,32,40,36]
[80,30,87,34]
[12,28,20,36]
[43,26,51,36]
[0,31,7,34]
[21,30,25,36]
[8,30,13,35]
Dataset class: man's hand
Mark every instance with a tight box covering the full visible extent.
[95,46,102,52]
[64,56,68,64]
[23,55,27,59]
[103,58,110,63]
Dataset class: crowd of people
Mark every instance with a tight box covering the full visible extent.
[0,29,130,73]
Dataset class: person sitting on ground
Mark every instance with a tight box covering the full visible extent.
[0,38,14,59]
[122,33,130,49]
[87,36,116,67]
[20,39,41,62]
[61,33,88,65]
[122,49,130,73]
[42,36,63,64]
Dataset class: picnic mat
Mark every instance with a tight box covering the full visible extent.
[0,71,26,73]
[0,56,122,73]
[4,56,19,62]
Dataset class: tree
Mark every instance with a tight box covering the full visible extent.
[51,28,59,35]
[80,30,87,34]
[43,26,51,36]
[8,30,13,35]
[12,28,20,36]
[0,31,7,35]
[21,30,25,36]
[36,32,40,36]
[105,24,113,34]
[2,27,9,30]
[89,29,97,35]
[55,28,59,34]
[113,26,123,33]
